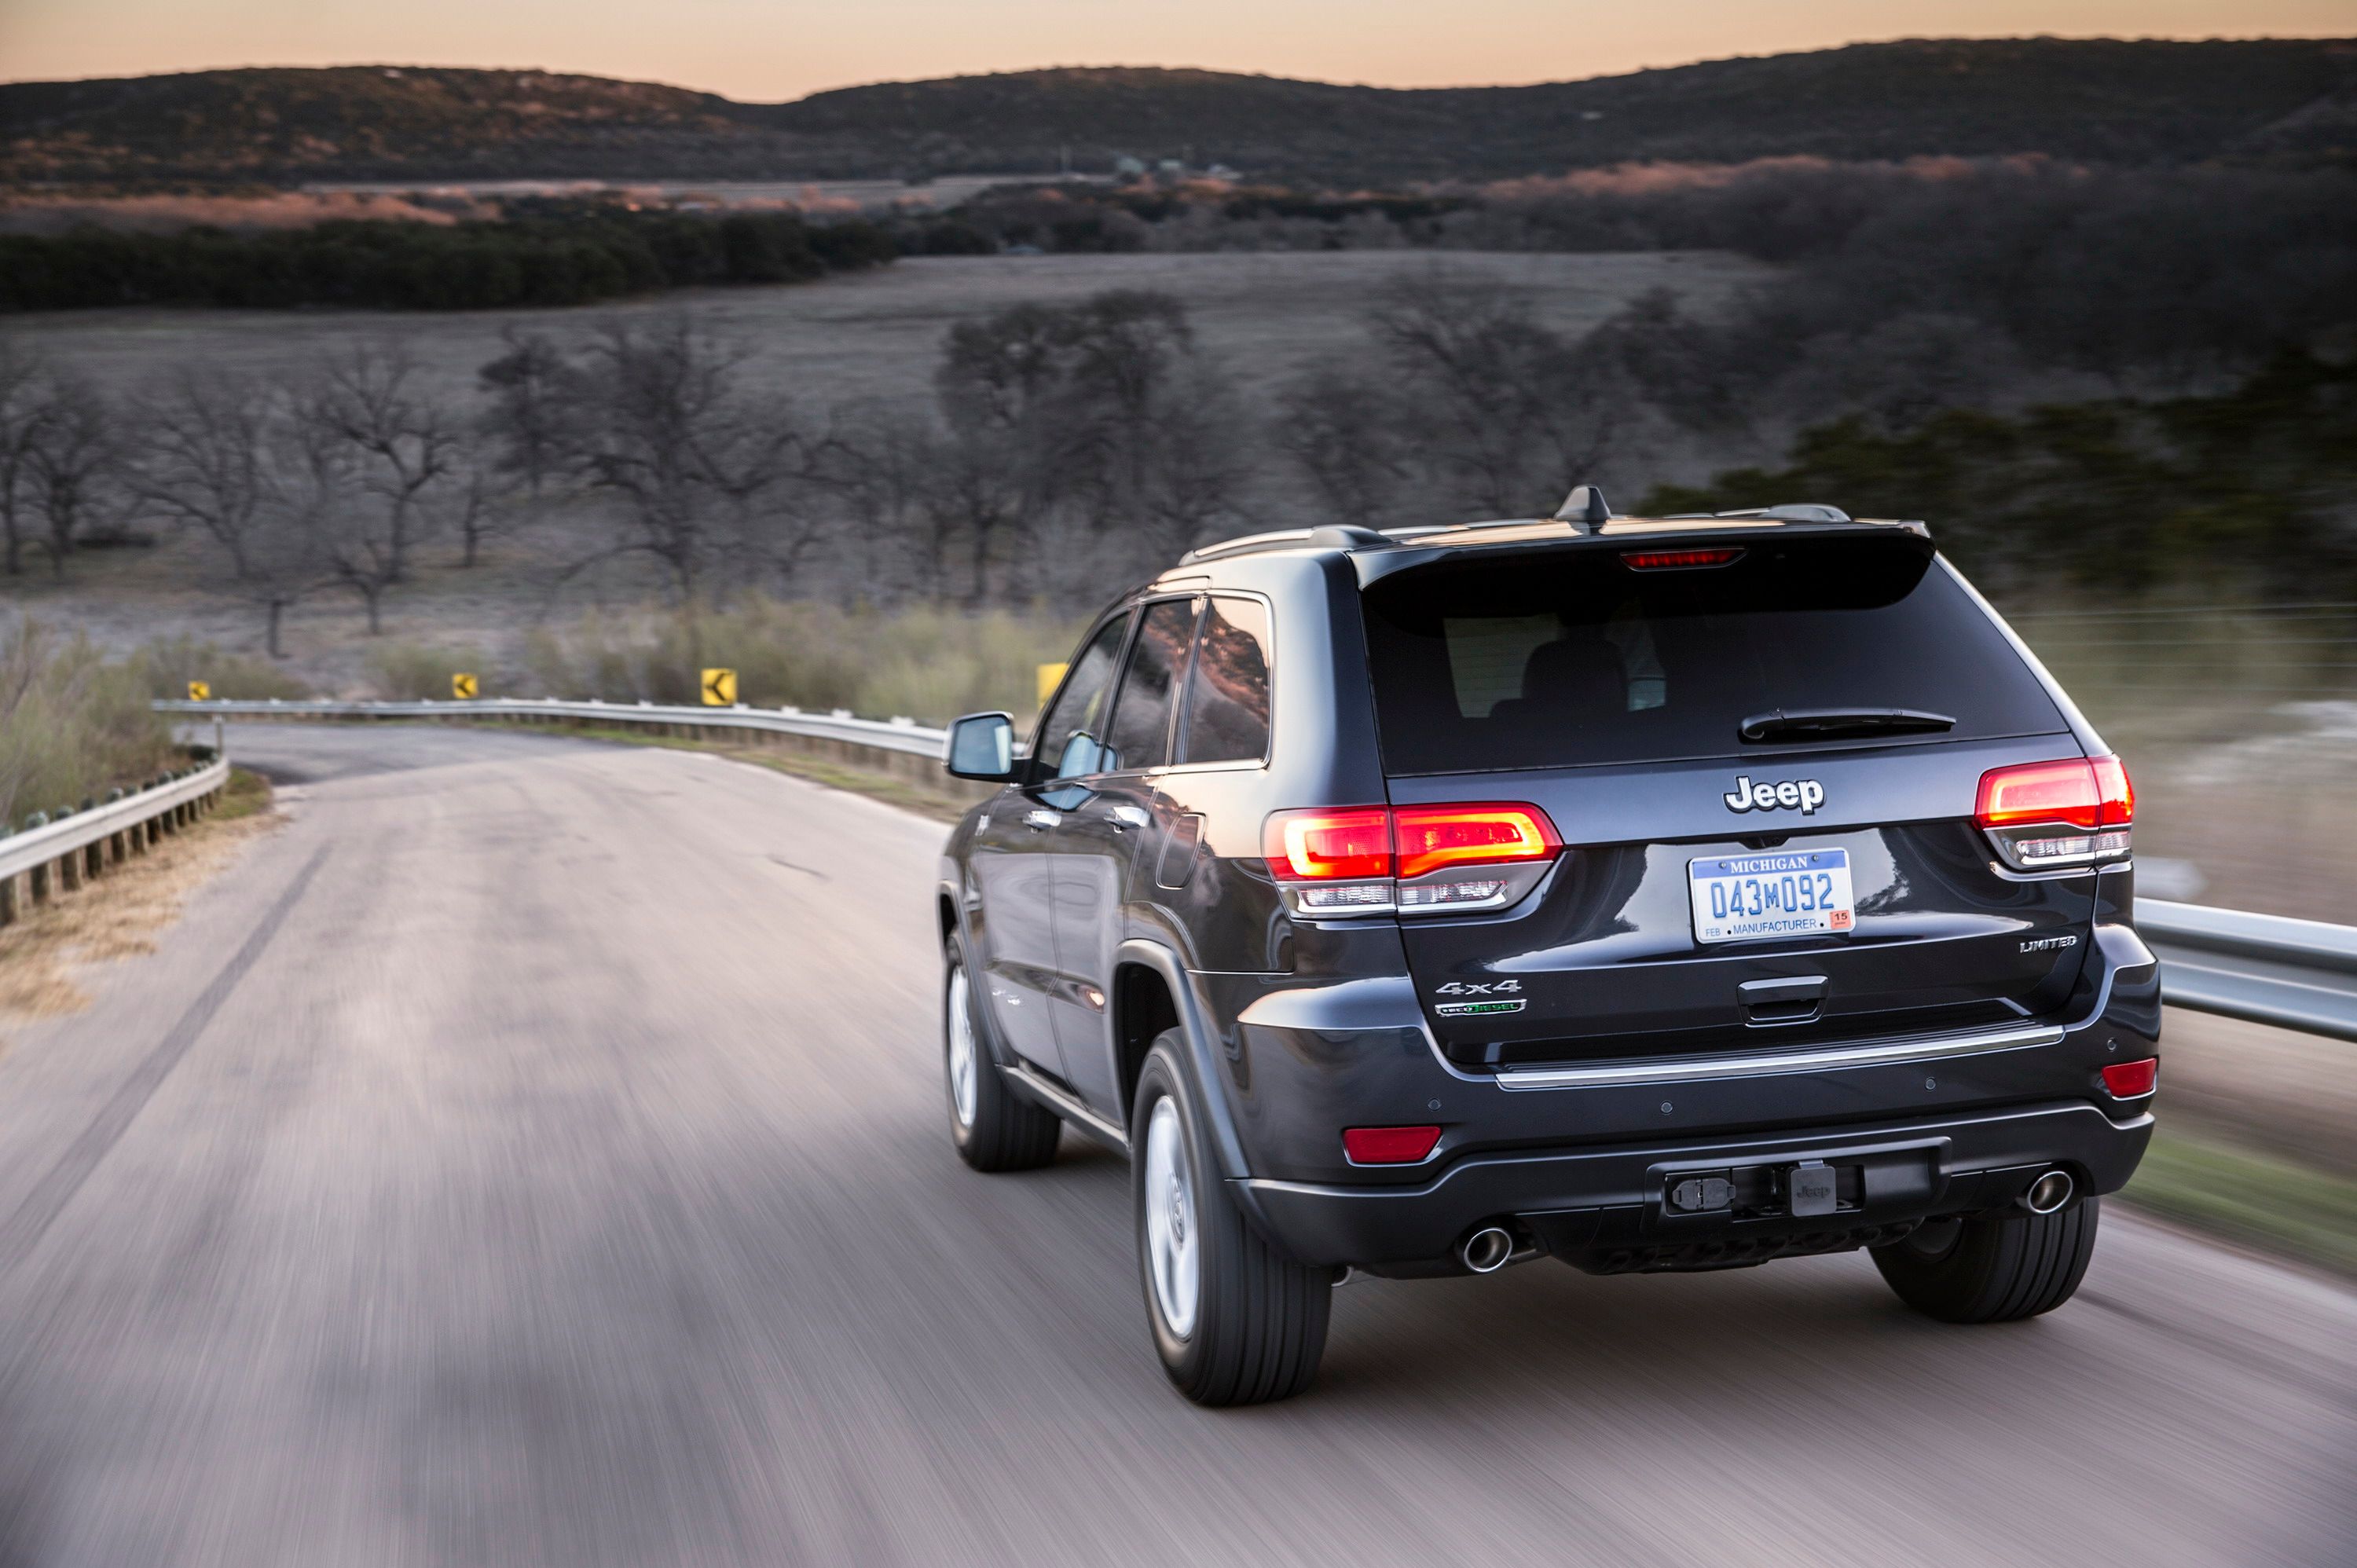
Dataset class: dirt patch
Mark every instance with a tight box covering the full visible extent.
[0,770,278,1026]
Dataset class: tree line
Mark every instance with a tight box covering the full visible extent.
[7,273,2354,664]
[0,207,899,312]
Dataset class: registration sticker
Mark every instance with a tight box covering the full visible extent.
[1689,849,1854,944]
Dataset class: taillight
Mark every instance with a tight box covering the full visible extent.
[1393,804,1561,879]
[1262,803,1565,915]
[1622,547,1744,570]
[1263,808,1391,881]
[2100,1057,2157,1099]
[1974,755,2134,871]
[1342,1125,1442,1164]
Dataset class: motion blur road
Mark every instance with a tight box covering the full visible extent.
[2,724,2351,1567]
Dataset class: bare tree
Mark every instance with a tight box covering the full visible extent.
[0,343,45,577]
[1274,362,1407,521]
[309,343,457,584]
[555,320,826,663]
[131,369,278,578]
[476,327,570,500]
[22,378,123,575]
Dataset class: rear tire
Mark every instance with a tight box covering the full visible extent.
[944,935,1061,1173]
[1872,1196,2100,1324]
[1133,1033,1329,1405]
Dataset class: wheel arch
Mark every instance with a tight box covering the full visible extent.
[1113,939,1255,1186]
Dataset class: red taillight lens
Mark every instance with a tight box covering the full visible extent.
[1974,756,2134,831]
[1393,804,1562,879]
[1342,1125,1442,1164]
[1265,804,1566,884]
[2101,1057,2157,1099]
[2090,754,2135,826]
[1622,547,1744,570]
[1263,808,1392,881]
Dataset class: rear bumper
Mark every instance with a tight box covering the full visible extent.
[1236,1099,2151,1273]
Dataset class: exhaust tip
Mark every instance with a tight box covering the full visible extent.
[1461,1225,1515,1273]
[2022,1169,2076,1215]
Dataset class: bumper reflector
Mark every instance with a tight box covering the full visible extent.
[1343,1125,1442,1164]
[2100,1057,2158,1099]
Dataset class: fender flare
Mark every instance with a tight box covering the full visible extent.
[1114,938,1256,1186]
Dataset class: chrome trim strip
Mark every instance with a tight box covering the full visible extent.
[1491,1023,2067,1090]
[1003,1062,1131,1150]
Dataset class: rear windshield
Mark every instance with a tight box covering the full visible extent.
[1360,536,2066,775]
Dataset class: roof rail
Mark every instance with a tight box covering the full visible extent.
[1179,523,1391,564]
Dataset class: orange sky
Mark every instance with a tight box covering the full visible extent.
[2,1,2348,98]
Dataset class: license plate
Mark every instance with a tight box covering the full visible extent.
[1688,849,1853,944]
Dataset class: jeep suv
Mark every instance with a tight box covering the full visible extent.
[934,495,2160,1406]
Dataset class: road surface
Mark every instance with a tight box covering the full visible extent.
[1,724,2349,1566]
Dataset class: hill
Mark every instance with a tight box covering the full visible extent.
[2,38,2353,186]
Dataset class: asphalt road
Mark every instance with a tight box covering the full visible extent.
[1,724,2350,1567]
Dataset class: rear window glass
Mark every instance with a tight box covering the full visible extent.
[1361,537,2064,775]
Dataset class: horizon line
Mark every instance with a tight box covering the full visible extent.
[5,31,2351,103]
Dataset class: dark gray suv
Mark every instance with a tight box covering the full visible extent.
[933,496,2160,1405]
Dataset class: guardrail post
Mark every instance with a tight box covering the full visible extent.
[29,859,48,903]
[58,848,81,892]
[0,872,15,927]
[84,840,103,880]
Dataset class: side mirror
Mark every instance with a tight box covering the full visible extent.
[944,711,1017,781]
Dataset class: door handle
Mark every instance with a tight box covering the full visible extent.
[1105,805,1152,831]
[1023,808,1062,831]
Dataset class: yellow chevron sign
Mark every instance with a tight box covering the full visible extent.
[452,672,479,700]
[701,668,739,706]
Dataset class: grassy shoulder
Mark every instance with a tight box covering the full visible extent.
[0,767,277,1027]
[2122,1123,2357,1280]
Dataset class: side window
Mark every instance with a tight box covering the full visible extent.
[1101,598,1200,773]
[1035,614,1130,781]
[1180,596,1273,764]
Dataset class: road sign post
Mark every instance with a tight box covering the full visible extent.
[701,668,739,706]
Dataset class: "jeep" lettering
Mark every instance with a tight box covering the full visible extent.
[1723,776,1826,815]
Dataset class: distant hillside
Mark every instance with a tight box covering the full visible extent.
[5,38,2353,187]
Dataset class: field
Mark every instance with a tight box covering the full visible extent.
[0,248,1765,413]
[0,247,1763,681]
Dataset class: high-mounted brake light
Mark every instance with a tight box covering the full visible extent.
[1342,1125,1442,1164]
[1622,548,1744,570]
[1263,803,1565,915]
[1974,756,2134,870]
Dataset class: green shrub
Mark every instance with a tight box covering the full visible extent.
[0,623,176,830]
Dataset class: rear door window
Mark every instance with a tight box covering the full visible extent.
[1101,598,1200,772]
[1361,536,2065,775]
[1180,596,1274,764]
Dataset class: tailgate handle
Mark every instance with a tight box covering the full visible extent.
[1740,976,1828,1024]
[1740,976,1829,1004]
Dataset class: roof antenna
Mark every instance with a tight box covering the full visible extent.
[1554,484,1611,531]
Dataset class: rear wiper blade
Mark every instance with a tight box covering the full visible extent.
[1739,708,1956,743]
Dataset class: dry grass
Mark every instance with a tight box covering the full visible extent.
[0,768,277,1026]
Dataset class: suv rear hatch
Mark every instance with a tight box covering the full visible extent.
[1355,525,2100,1068]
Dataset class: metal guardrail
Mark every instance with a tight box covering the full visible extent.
[0,754,232,919]
[153,697,947,758]
[2140,899,2357,1042]
[151,701,2357,1041]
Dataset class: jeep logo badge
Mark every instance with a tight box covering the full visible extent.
[1725,775,1826,815]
